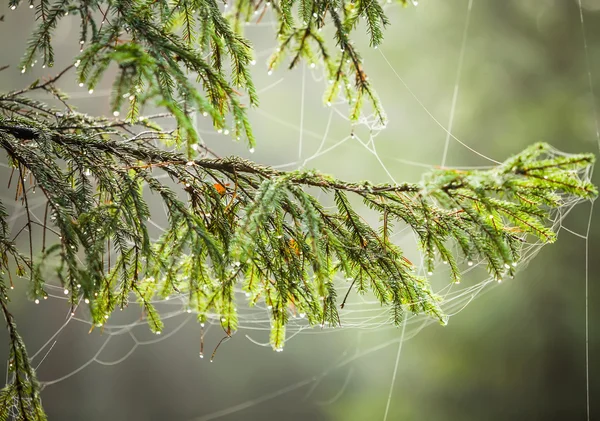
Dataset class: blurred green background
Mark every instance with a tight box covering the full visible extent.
[1,1,599,420]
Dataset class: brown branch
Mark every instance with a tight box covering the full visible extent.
[8,65,74,97]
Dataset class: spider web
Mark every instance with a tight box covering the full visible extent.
[0,1,597,420]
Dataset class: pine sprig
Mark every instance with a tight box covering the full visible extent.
[17,0,259,150]
[0,286,46,421]
[0,1,597,419]
[14,0,407,141]
[0,103,595,348]
[0,86,596,420]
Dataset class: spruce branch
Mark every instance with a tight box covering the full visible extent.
[0,279,46,421]
[14,0,408,143]
[0,82,596,421]
[0,1,597,419]
[0,105,596,352]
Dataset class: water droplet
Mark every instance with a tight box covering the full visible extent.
[186,161,194,166]
[79,82,84,87]
[250,60,256,66]
[88,89,94,94]
[34,299,39,304]
[310,62,316,68]
[249,148,255,153]
[267,70,273,76]
[63,289,69,295]
[427,271,433,276]
[84,298,89,304]
[11,5,16,10]
[199,352,204,358]
[202,111,208,117]
[113,111,120,117]
[467,261,473,266]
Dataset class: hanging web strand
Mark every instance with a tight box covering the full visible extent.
[584,201,593,421]
[378,49,501,164]
[576,4,598,420]
[577,0,600,150]
[382,315,407,421]
[298,63,307,162]
[440,0,474,168]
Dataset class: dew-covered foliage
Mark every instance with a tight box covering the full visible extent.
[0,0,597,419]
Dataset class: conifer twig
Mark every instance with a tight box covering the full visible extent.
[0,1,597,419]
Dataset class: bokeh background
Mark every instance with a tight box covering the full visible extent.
[1,1,599,420]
